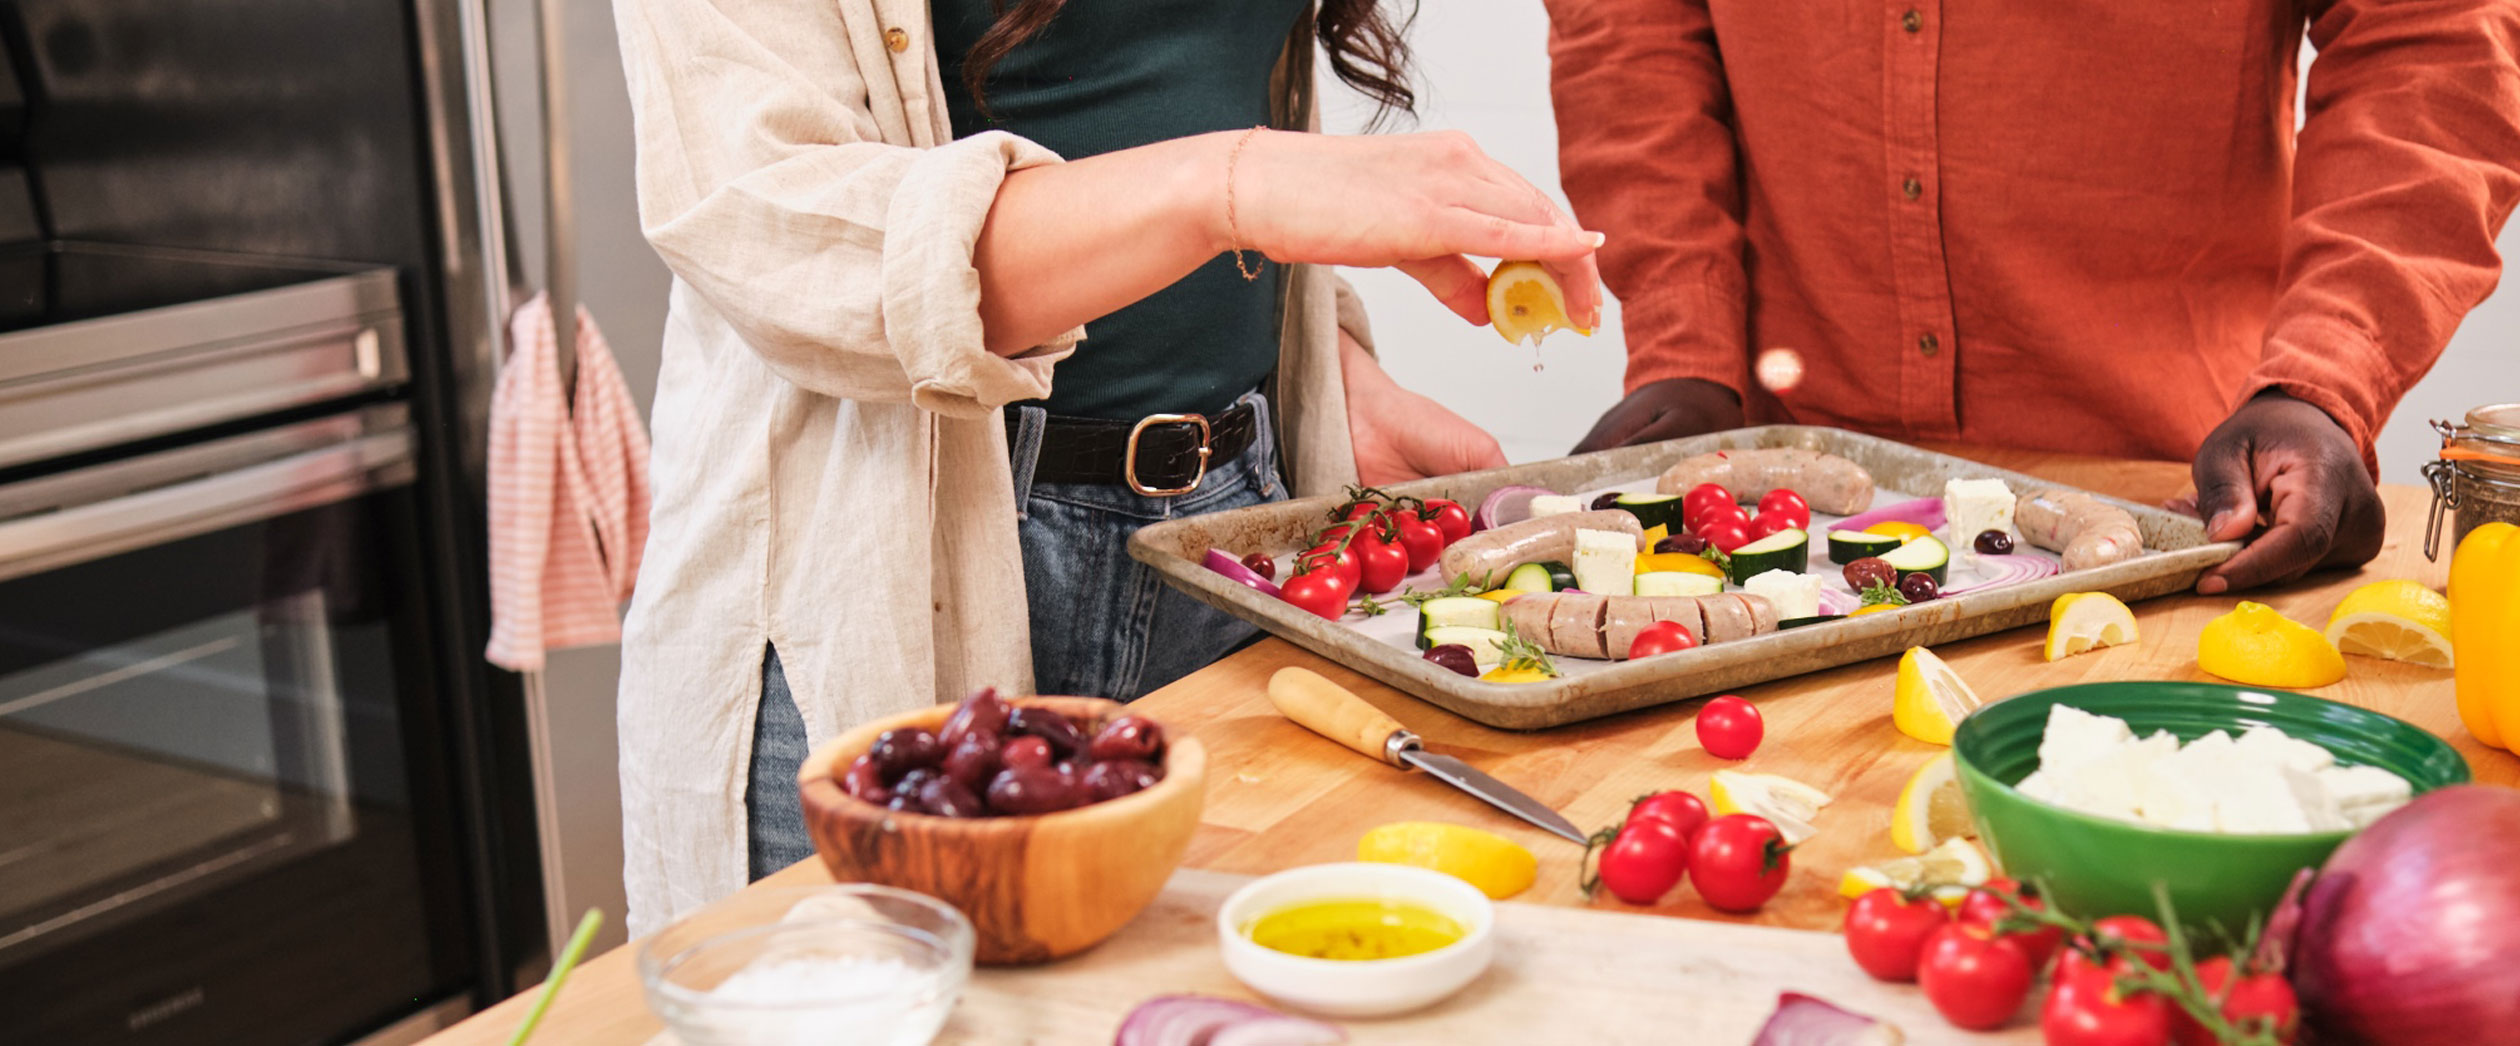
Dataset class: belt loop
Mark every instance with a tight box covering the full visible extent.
[1243,390,1280,498]
[1008,403,1048,515]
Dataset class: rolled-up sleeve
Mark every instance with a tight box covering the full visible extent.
[614,0,1081,417]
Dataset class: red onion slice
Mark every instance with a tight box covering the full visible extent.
[1115,996,1343,1046]
[1203,549,1282,598]
[1208,1016,1347,1046]
[1816,589,1860,616]
[1830,497,1947,534]
[1473,485,1557,531]
[1938,553,2058,596]
[1750,992,1902,1046]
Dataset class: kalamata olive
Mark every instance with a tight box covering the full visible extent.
[1423,644,1479,677]
[842,754,894,805]
[868,727,943,779]
[893,767,940,798]
[1082,759,1164,801]
[1843,557,1896,591]
[1087,715,1165,763]
[1898,572,1940,602]
[1007,705,1084,757]
[940,687,1011,748]
[1003,735,1053,770]
[1973,529,2015,556]
[917,776,986,818]
[1590,492,1624,511]
[985,765,1081,815]
[1240,551,1277,581]
[941,732,1000,791]
[1654,533,1711,556]
[887,793,923,813]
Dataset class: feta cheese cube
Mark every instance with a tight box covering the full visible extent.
[2318,764,2413,827]
[1528,495,1587,518]
[1570,528,1638,597]
[2237,725,2335,774]
[1944,478,2018,562]
[2038,705,2135,780]
[1743,569,1822,620]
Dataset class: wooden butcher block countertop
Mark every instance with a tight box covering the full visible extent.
[419,446,2512,1046]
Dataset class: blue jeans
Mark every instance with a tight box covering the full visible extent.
[747,392,1286,878]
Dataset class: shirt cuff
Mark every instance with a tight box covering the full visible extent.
[885,131,1084,419]
[2242,313,2388,479]
[1614,264,1748,398]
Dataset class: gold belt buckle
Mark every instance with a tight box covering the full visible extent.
[1124,413,1211,497]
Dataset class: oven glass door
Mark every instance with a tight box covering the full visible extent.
[0,409,470,1045]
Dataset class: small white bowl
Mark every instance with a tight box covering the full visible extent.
[1216,862,1496,1018]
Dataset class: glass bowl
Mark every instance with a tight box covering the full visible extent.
[638,884,975,1046]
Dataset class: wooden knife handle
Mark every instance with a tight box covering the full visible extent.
[1267,667,1408,766]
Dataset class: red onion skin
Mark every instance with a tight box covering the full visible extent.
[1751,992,1896,1046]
[2292,786,2520,1046]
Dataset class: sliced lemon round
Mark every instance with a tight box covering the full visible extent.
[1838,838,1992,900]
[2046,592,2140,661]
[1892,646,1983,746]
[1487,261,1588,347]
[1889,751,1975,855]
[1357,821,1538,899]
[2199,602,2347,689]
[1709,769,1832,844]
[2324,580,2453,669]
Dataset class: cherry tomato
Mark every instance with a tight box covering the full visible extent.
[1681,483,1736,528]
[1688,814,1792,912]
[1279,569,1349,620]
[2043,958,2174,1046]
[1625,790,1708,841]
[1956,878,2063,969]
[1422,498,1473,543]
[1627,620,1699,658]
[1354,529,1410,593]
[1593,817,1691,905]
[1755,488,1812,531]
[1339,502,1383,522]
[1695,695,1763,759]
[1695,501,1751,534]
[1844,887,1952,982]
[1917,923,2037,1031]
[2065,916,2172,975]
[1745,511,1801,542]
[1299,543,1361,596]
[2177,957,2299,1046]
[1698,519,1754,553]
[1390,512,1445,572]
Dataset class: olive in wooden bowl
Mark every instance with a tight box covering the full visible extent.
[798,690,1206,964]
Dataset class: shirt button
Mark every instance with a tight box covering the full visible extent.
[1919,333,1941,357]
[1902,176,1923,201]
[1902,10,1923,32]
[885,27,910,53]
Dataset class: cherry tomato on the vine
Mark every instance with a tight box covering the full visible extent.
[1339,502,1383,522]
[1688,814,1791,912]
[1592,818,1690,905]
[1625,790,1708,841]
[1298,543,1361,596]
[1695,695,1763,759]
[1682,483,1736,529]
[1756,488,1813,531]
[1844,887,1951,982]
[2042,958,2174,1046]
[1627,620,1699,659]
[1956,878,2063,969]
[1746,511,1802,542]
[2058,915,2173,979]
[1698,519,1754,554]
[1917,923,2037,1031]
[1278,569,1348,620]
[1353,530,1410,593]
[1389,512,1445,572]
[1421,498,1473,543]
[2176,957,2299,1046]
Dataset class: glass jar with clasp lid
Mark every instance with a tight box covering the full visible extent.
[2424,403,2520,560]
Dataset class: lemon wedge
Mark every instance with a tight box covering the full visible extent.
[1890,751,1975,855]
[1357,821,1538,899]
[2046,592,2139,661]
[2324,580,2454,669]
[2199,602,2348,688]
[1709,769,1832,844]
[1838,838,1992,900]
[1487,261,1588,346]
[1893,646,1983,746]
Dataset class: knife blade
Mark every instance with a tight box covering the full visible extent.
[1266,666,1589,846]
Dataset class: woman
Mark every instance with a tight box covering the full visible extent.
[610,0,1602,933]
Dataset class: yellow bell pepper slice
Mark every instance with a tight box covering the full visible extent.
[2450,522,2518,751]
[1636,552,1727,578]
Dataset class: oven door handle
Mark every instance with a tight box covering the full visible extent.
[0,431,414,582]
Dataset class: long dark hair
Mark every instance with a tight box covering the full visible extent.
[962,1,1418,122]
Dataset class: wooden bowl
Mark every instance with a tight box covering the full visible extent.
[797,696,1206,964]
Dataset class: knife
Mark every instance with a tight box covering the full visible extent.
[1265,667,1589,846]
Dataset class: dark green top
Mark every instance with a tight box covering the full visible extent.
[936,0,1306,421]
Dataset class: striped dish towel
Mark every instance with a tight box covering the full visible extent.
[485,293,653,671]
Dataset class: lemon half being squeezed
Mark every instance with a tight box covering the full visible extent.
[1487,261,1589,347]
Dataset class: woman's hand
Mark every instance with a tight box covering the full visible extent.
[1228,130,1604,331]
[1340,333,1508,485]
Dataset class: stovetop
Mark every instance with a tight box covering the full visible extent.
[0,242,363,335]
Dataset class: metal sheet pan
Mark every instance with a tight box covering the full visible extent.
[1129,426,2237,730]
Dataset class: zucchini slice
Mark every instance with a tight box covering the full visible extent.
[1501,561,1556,593]
[1611,492,1688,532]
[1779,615,1846,630]
[1635,570,1725,597]
[1878,534,1951,585]
[1416,597,1503,648]
[1826,529,1906,565]
[1724,527,1810,585]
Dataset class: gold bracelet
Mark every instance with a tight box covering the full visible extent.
[1226,126,1266,282]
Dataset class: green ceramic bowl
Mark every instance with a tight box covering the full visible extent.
[1952,682,2468,943]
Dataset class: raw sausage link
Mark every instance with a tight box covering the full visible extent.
[1654,448,1876,515]
[2016,490,2144,572]
[1501,593,1778,659]
[1437,510,1644,583]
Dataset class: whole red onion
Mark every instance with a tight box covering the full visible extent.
[2291,785,2520,1045]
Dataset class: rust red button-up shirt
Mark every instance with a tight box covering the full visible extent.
[1548,0,2520,471]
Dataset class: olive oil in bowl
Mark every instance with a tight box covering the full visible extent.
[1243,898,1468,961]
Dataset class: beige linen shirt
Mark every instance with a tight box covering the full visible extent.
[611,0,1367,933]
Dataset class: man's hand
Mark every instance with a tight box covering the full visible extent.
[1340,333,1508,486]
[1572,378,1745,453]
[2183,391,2386,595]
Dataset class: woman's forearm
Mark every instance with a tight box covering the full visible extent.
[971,132,1236,356]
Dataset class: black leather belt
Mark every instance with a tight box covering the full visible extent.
[1015,399,1260,496]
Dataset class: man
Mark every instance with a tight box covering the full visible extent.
[1548,0,2520,593]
